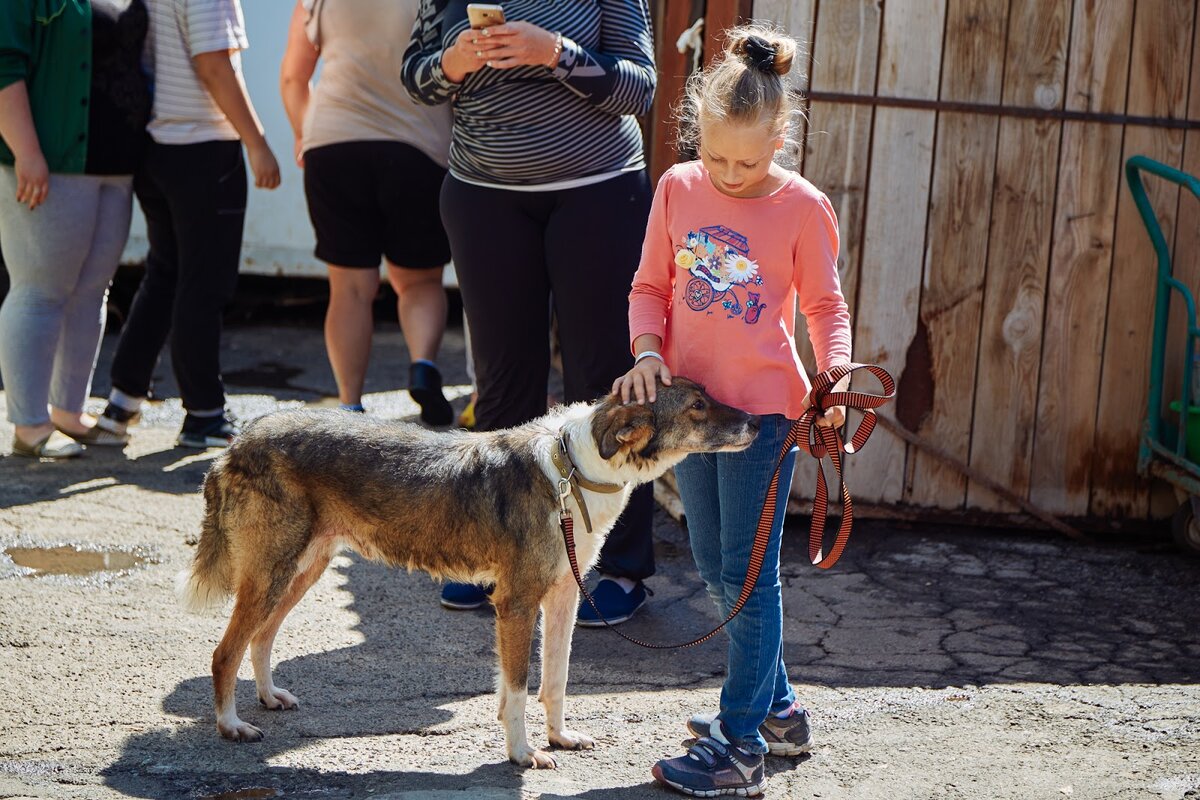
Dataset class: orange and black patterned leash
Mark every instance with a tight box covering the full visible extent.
[559,362,896,649]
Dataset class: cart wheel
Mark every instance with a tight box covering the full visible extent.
[1171,500,1200,556]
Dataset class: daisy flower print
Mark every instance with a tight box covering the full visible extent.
[724,252,759,284]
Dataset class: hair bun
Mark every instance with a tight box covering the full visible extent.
[742,35,777,73]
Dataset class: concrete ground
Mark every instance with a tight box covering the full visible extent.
[1,310,1199,800]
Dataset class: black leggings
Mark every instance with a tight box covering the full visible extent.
[440,170,655,580]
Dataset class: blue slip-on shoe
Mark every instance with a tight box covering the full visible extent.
[576,578,648,627]
[440,582,492,610]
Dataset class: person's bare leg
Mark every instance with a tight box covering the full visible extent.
[325,265,380,406]
[386,263,446,364]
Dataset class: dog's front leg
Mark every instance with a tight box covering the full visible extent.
[494,597,555,768]
[539,574,595,752]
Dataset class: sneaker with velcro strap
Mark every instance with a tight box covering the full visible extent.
[652,721,766,797]
[687,703,813,756]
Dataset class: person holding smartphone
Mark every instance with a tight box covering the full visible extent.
[403,0,659,623]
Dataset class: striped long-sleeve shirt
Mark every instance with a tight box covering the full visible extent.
[402,0,656,186]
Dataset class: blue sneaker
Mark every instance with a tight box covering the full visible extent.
[652,721,766,797]
[440,582,491,610]
[576,578,649,627]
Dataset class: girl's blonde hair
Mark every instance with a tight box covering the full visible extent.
[677,24,803,161]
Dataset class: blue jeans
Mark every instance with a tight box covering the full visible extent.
[674,414,799,754]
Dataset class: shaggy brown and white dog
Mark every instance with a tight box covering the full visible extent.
[178,377,758,768]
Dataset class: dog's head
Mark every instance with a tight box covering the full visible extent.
[589,377,759,476]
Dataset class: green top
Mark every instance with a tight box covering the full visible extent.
[0,0,92,173]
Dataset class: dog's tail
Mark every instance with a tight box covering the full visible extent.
[176,462,235,613]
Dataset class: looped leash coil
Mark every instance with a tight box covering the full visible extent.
[561,362,896,649]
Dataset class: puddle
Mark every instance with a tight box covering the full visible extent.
[199,789,281,800]
[4,545,147,576]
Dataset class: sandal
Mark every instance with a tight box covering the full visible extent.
[55,423,129,447]
[11,431,84,459]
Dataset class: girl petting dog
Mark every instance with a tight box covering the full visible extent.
[615,24,853,798]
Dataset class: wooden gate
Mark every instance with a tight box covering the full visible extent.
[650,0,1200,523]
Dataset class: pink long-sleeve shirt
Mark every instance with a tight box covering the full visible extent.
[628,161,852,418]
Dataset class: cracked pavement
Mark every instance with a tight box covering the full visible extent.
[1,317,1198,800]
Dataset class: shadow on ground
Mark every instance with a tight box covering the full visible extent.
[99,520,1200,798]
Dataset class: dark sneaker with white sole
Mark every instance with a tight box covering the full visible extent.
[95,402,141,437]
[652,729,766,797]
[177,413,239,449]
[687,703,813,756]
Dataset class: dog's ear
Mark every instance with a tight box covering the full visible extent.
[595,403,655,460]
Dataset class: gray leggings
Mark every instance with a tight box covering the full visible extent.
[0,167,133,426]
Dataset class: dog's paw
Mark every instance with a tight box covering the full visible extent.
[217,719,264,742]
[258,688,299,710]
[509,746,558,769]
[548,728,595,751]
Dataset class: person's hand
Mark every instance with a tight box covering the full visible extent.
[292,137,304,169]
[475,22,559,70]
[441,26,505,82]
[14,148,49,210]
[613,357,672,405]
[247,140,281,189]
[810,370,851,429]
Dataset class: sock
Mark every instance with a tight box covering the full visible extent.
[108,389,144,413]
[187,407,223,419]
[600,573,637,593]
[413,359,436,368]
[339,403,366,413]
[775,699,801,719]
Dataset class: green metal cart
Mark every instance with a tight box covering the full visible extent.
[1129,154,1200,554]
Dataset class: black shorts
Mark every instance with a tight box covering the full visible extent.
[303,140,451,269]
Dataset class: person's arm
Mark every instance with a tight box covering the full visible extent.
[192,50,280,189]
[795,193,853,426]
[0,80,47,209]
[401,0,462,105]
[617,171,677,404]
[480,0,656,117]
[0,2,48,209]
[279,0,318,168]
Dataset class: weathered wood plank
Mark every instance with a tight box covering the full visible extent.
[788,0,880,506]
[1090,0,1193,518]
[906,0,1007,509]
[1162,7,1200,451]
[966,0,1071,511]
[846,0,945,504]
[794,0,881,374]
[648,0,704,182]
[1029,0,1134,515]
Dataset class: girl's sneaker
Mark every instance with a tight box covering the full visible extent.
[686,704,813,756]
[177,413,240,449]
[652,732,766,797]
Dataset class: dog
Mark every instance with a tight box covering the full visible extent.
[176,377,759,768]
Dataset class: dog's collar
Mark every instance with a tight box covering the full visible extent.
[550,431,626,534]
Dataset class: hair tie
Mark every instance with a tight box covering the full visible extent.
[743,36,777,73]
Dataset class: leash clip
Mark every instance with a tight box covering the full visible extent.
[557,472,574,514]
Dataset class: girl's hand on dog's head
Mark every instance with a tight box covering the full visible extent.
[613,359,672,405]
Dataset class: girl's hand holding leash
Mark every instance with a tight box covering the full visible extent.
[810,370,851,429]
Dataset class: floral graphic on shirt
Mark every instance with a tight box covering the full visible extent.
[675,225,766,324]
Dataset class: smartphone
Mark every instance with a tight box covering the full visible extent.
[466,3,505,29]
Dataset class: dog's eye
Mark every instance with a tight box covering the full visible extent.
[691,399,706,411]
